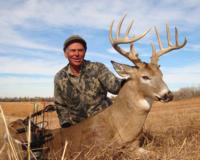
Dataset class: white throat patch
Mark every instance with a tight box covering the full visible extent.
[138,99,152,111]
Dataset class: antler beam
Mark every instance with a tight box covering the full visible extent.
[151,24,187,65]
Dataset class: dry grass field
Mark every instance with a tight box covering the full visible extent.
[0,97,200,159]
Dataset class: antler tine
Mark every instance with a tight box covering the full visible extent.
[130,29,150,43]
[150,41,159,64]
[155,27,163,50]
[109,16,150,67]
[116,15,126,39]
[109,19,128,56]
[175,27,179,46]
[151,24,187,65]
[109,20,115,44]
[175,26,187,48]
[125,20,134,37]
[166,24,173,47]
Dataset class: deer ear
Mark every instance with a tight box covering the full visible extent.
[111,60,134,77]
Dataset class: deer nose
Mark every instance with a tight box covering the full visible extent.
[162,91,173,102]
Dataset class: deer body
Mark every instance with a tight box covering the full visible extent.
[47,62,173,159]
[8,16,187,159]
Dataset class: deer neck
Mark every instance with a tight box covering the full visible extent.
[110,80,153,144]
[117,80,153,111]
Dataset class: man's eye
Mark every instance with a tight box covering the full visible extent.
[142,76,150,80]
[69,49,76,52]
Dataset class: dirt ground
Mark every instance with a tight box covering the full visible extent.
[0,97,200,159]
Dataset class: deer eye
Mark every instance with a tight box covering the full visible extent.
[142,76,150,80]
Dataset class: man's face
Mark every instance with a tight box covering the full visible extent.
[64,42,86,67]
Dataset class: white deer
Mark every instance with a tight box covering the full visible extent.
[8,16,187,159]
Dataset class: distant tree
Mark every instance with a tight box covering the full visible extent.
[173,86,200,100]
[0,96,54,102]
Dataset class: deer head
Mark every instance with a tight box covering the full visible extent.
[109,15,187,102]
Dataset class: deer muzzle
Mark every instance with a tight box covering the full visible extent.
[156,91,173,102]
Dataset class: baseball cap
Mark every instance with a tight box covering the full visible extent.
[63,35,87,51]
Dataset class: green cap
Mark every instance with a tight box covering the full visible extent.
[63,35,87,52]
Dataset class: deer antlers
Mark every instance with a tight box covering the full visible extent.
[109,15,150,67]
[150,25,187,65]
[109,16,187,66]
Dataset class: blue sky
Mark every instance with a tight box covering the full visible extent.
[0,0,200,97]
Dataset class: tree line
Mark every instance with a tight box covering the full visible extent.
[173,86,200,100]
[0,97,53,102]
[0,86,200,102]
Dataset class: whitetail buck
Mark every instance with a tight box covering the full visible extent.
[8,16,187,159]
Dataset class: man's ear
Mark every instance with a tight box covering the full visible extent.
[64,50,68,59]
[111,60,135,77]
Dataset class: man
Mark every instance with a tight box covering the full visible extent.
[54,35,123,128]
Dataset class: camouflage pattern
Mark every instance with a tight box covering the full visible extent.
[54,60,122,127]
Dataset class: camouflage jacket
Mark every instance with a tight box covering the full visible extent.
[54,60,122,127]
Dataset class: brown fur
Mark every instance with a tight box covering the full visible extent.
[40,63,172,159]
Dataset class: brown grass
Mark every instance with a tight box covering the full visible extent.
[0,97,200,159]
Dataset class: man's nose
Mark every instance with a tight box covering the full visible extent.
[74,50,80,55]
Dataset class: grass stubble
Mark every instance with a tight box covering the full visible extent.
[0,97,200,160]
